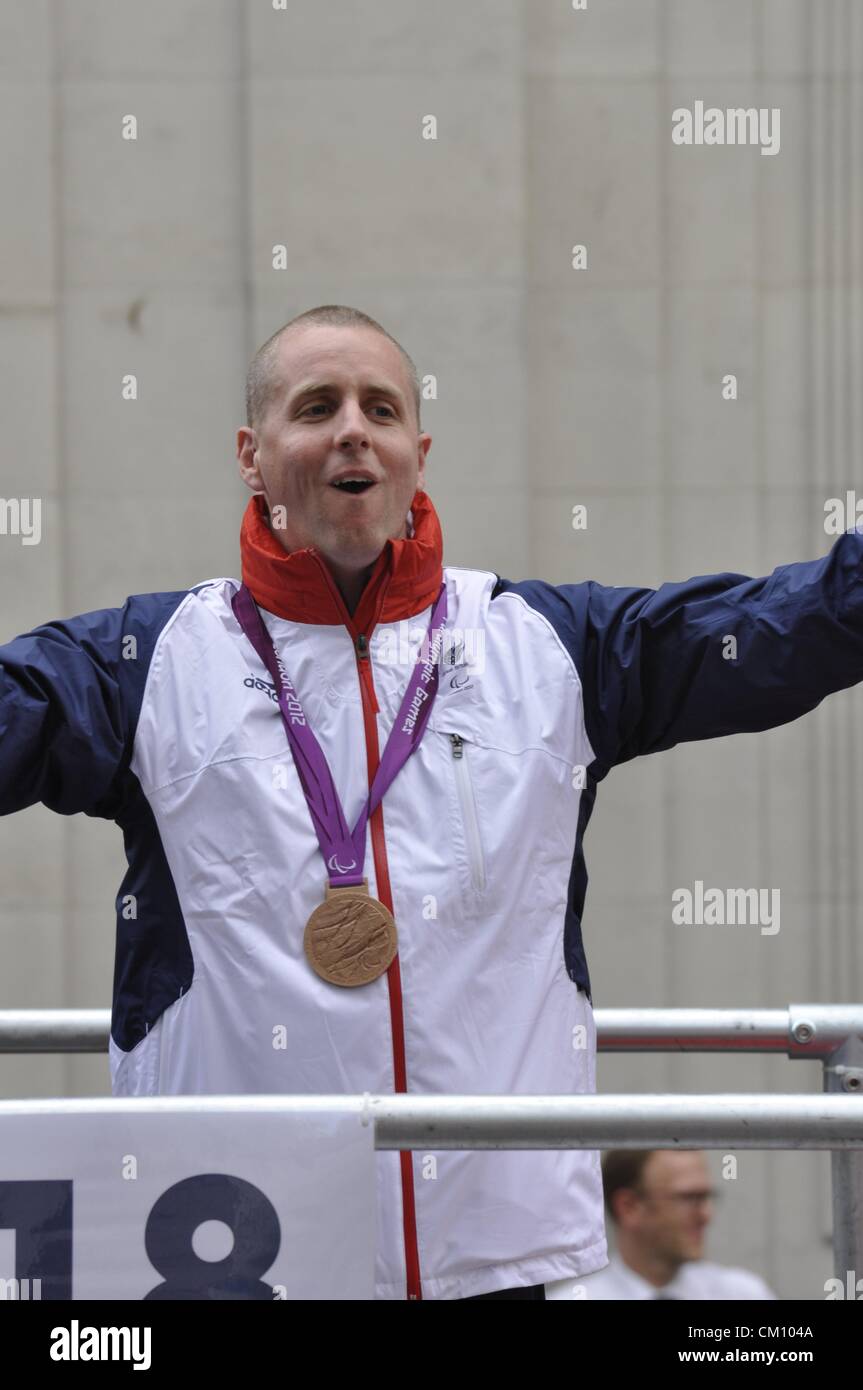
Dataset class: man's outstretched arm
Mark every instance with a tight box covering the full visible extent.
[0,592,187,817]
[506,525,863,778]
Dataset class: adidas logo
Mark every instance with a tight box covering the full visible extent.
[243,673,279,704]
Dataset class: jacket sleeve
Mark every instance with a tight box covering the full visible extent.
[516,526,863,778]
[0,591,189,818]
[0,607,132,817]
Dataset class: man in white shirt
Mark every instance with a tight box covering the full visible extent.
[546,1149,777,1300]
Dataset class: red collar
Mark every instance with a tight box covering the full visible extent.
[239,488,444,632]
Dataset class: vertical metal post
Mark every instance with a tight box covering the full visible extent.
[822,1034,863,1283]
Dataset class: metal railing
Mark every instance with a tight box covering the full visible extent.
[2,1003,861,1280]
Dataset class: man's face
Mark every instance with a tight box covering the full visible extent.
[620,1152,714,1264]
[237,325,431,576]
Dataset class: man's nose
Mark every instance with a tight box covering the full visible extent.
[334,400,370,447]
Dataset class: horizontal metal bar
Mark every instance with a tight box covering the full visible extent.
[2,1005,863,1057]
[601,1005,863,1057]
[0,1094,861,1150]
[0,1009,111,1052]
[599,1007,790,1053]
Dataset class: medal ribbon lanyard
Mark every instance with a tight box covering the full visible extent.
[232,581,448,888]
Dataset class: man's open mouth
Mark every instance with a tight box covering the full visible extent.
[330,479,376,494]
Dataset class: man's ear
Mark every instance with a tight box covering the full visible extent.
[237,427,264,492]
[416,431,432,491]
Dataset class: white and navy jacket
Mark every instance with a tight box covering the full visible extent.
[2,495,862,1299]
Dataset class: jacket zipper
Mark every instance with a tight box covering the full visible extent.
[449,734,486,891]
[271,553,425,1300]
[354,628,423,1301]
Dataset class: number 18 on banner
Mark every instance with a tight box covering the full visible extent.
[0,1104,376,1300]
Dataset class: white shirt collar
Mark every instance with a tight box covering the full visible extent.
[608,1254,686,1300]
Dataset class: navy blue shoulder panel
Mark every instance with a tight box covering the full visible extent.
[112,779,194,1053]
[564,771,598,1001]
[492,531,863,999]
[0,586,203,1053]
[0,588,192,817]
[111,589,203,1052]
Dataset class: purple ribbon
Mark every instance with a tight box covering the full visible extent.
[232,581,448,888]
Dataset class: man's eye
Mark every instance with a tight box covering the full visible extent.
[301,403,394,418]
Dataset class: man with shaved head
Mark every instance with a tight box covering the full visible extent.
[3,304,863,1300]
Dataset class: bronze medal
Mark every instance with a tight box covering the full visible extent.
[304,878,398,987]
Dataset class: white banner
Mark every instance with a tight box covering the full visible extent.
[0,1102,375,1300]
